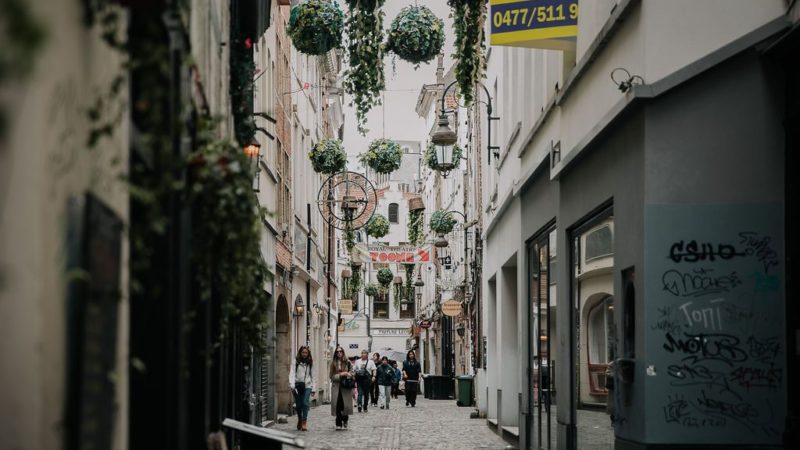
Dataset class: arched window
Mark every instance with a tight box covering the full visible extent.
[388,203,399,223]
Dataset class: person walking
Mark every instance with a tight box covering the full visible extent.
[402,350,421,407]
[370,352,381,407]
[352,349,376,413]
[288,346,315,431]
[376,356,395,409]
[329,346,355,430]
[392,361,401,399]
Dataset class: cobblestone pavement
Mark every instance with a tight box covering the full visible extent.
[272,398,514,450]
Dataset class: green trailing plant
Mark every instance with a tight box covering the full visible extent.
[448,0,487,105]
[394,281,403,308]
[429,210,456,235]
[188,119,271,354]
[403,264,414,300]
[365,283,379,297]
[359,138,402,174]
[408,209,424,245]
[309,138,348,174]
[377,267,393,286]
[344,221,356,253]
[287,0,344,55]
[343,0,386,135]
[349,264,362,298]
[365,213,390,238]
[424,142,463,172]
[0,0,47,136]
[385,5,444,68]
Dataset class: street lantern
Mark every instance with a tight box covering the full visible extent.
[244,136,261,158]
[430,114,458,178]
[294,297,305,317]
[414,272,425,287]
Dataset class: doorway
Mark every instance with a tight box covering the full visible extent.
[527,225,557,449]
[275,295,291,414]
[569,205,615,450]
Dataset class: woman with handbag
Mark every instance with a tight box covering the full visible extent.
[329,346,355,429]
[288,346,315,431]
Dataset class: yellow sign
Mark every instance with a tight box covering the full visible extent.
[490,0,578,50]
[339,299,353,315]
[441,300,463,317]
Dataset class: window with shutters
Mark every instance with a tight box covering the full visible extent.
[388,203,399,223]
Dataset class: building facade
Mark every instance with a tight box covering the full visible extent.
[476,1,799,449]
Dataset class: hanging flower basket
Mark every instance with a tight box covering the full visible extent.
[366,213,390,238]
[424,142,463,173]
[287,0,344,55]
[359,138,403,174]
[429,210,456,235]
[309,139,347,174]
[386,5,445,67]
[377,268,394,286]
[365,283,380,297]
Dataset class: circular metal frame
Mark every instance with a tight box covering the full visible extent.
[317,171,377,231]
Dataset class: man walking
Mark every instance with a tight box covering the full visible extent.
[402,350,421,407]
[353,350,376,413]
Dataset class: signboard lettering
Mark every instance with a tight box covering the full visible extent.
[490,0,578,50]
[364,244,433,265]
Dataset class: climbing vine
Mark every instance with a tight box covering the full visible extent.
[343,0,386,135]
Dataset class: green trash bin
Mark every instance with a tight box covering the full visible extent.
[456,375,473,407]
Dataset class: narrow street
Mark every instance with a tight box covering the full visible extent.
[272,398,512,450]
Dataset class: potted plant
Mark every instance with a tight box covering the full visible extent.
[377,268,394,287]
[365,283,380,298]
[287,0,344,55]
[429,210,456,235]
[448,0,487,105]
[359,138,403,174]
[385,5,445,67]
[365,213,390,239]
[424,141,463,174]
[343,0,386,134]
[309,139,347,174]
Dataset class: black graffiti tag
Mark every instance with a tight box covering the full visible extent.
[661,268,741,297]
[668,241,746,264]
[663,332,748,365]
[738,232,778,274]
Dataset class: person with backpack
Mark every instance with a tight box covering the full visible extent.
[288,346,315,431]
[352,349,376,413]
[329,346,355,429]
[402,350,422,407]
[376,356,395,409]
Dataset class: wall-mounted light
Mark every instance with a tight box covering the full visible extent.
[294,296,305,317]
[430,114,458,178]
[244,136,261,158]
[456,323,466,338]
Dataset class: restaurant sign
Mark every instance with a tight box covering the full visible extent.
[490,0,578,51]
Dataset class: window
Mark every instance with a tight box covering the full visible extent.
[388,203,399,223]
[587,296,615,395]
[373,291,389,319]
[585,225,612,261]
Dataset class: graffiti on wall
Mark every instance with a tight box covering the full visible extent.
[645,204,784,443]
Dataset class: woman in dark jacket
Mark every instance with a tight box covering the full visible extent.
[329,346,355,429]
[402,350,422,407]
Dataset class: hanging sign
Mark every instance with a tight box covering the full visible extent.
[441,300,463,317]
[339,299,353,315]
[365,244,433,264]
[490,0,579,51]
[419,320,432,329]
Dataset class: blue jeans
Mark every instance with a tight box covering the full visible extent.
[293,387,312,420]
